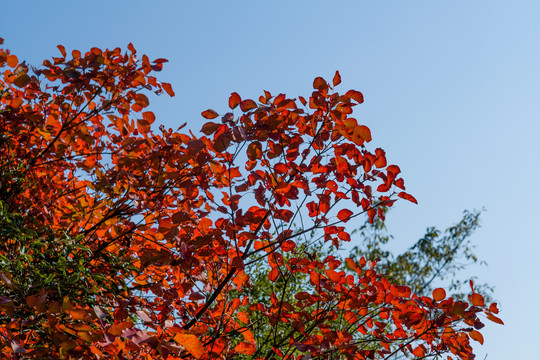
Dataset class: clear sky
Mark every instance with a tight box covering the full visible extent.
[2,1,538,358]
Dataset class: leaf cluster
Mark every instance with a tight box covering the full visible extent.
[0,39,501,359]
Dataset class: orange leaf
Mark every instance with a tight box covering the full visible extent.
[486,312,504,325]
[345,89,364,104]
[201,109,219,119]
[142,111,155,124]
[162,82,175,97]
[173,333,205,358]
[240,99,257,112]
[470,293,485,307]
[337,209,353,222]
[235,341,256,355]
[229,92,241,109]
[108,321,133,336]
[6,55,18,68]
[355,125,371,142]
[345,258,357,271]
[333,71,342,86]
[57,44,67,57]
[242,329,255,344]
[469,330,484,344]
[412,346,425,357]
[432,288,446,301]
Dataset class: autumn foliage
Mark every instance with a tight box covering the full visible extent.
[0,39,501,359]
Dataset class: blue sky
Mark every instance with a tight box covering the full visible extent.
[2,1,539,358]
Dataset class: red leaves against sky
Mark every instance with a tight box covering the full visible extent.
[0,40,500,360]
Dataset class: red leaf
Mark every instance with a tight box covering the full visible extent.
[25,293,47,308]
[398,192,417,204]
[333,71,342,87]
[268,268,279,282]
[309,272,320,286]
[201,109,219,119]
[432,288,446,301]
[313,76,327,90]
[274,163,289,174]
[337,209,353,222]
[281,240,296,252]
[276,209,294,222]
[173,333,205,358]
[240,99,257,112]
[200,122,220,135]
[295,292,311,300]
[387,165,401,176]
[232,256,245,270]
[486,312,504,325]
[374,148,387,168]
[162,82,175,96]
[229,92,241,109]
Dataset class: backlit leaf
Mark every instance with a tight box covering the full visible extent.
[235,341,256,355]
[173,333,205,358]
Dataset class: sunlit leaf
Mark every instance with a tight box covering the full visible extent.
[173,333,205,358]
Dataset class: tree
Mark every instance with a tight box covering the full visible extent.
[242,209,494,359]
[0,39,501,359]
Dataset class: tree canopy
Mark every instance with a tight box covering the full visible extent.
[0,39,501,359]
